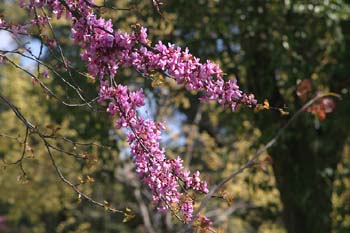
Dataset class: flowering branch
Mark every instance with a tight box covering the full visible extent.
[2,0,258,230]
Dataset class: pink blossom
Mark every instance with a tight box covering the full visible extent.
[98,82,209,219]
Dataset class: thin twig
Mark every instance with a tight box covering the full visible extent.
[0,93,124,215]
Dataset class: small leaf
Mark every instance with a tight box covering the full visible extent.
[224,195,233,206]
[297,79,313,102]
[258,164,268,171]
[86,175,95,184]
[78,176,84,184]
[79,152,89,159]
[26,144,34,154]
[46,124,55,129]
[86,154,98,168]
[103,200,111,211]
[263,155,274,164]
[122,213,136,222]
[263,99,270,109]
[279,108,290,116]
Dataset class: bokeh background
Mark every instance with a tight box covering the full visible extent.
[0,0,350,232]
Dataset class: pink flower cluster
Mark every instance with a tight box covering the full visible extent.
[99,81,208,220]
[78,23,257,110]
[0,18,28,36]
[138,41,257,111]
[20,0,92,19]
[73,16,257,110]
[0,18,5,27]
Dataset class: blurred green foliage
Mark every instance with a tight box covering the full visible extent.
[0,0,350,233]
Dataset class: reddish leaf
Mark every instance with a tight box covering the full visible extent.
[297,79,313,102]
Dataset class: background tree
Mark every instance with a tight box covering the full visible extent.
[0,1,350,233]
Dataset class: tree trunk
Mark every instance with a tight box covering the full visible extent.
[269,117,346,233]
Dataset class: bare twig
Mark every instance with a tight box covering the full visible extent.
[0,133,21,142]
[184,105,203,168]
[82,0,131,11]
[134,188,156,233]
[1,55,97,107]
[1,128,29,177]
[0,93,124,215]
